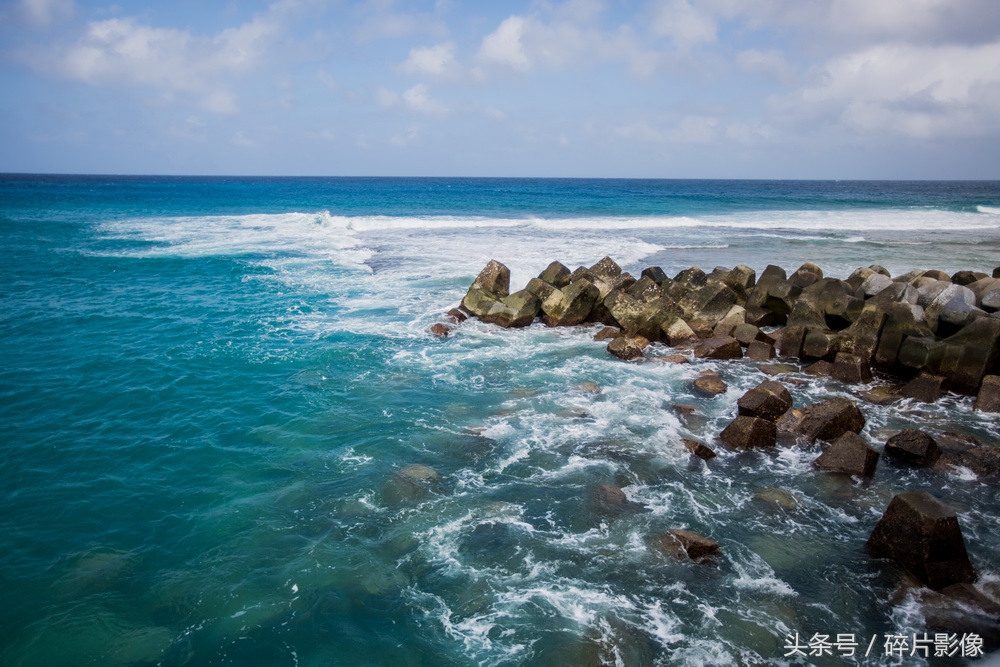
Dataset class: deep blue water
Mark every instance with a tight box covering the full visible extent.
[2,176,1000,666]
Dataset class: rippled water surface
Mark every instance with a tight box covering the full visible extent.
[2,176,1000,666]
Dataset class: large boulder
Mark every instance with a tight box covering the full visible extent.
[482,289,540,328]
[831,352,873,383]
[720,415,777,449]
[974,375,1000,412]
[538,261,572,288]
[898,373,946,403]
[866,491,977,589]
[694,336,743,360]
[793,397,866,442]
[736,381,793,422]
[884,429,941,467]
[813,432,879,477]
[541,280,600,327]
[925,284,977,332]
[470,259,510,296]
[607,335,649,361]
[745,265,791,326]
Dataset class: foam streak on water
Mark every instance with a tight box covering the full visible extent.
[1,176,1000,666]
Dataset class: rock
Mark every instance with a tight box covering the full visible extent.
[383,464,443,505]
[671,403,699,419]
[538,261,571,288]
[659,354,689,364]
[576,381,601,394]
[813,432,879,477]
[831,352,873,384]
[542,280,600,327]
[723,265,756,303]
[753,487,798,511]
[733,323,773,347]
[746,265,791,326]
[694,336,743,360]
[607,335,649,361]
[692,372,727,397]
[589,256,623,281]
[720,415,777,449]
[674,266,707,287]
[737,380,793,422]
[794,397,866,442]
[790,262,823,289]
[894,269,927,284]
[870,264,891,276]
[429,323,451,337]
[483,289,541,328]
[758,362,797,376]
[682,438,717,460]
[804,360,834,376]
[746,340,776,360]
[858,386,900,405]
[884,429,941,467]
[446,308,468,323]
[593,483,642,512]
[862,273,894,297]
[625,276,663,303]
[641,266,669,283]
[926,284,977,332]
[594,326,622,341]
[524,277,558,302]
[923,269,952,282]
[899,373,946,402]
[652,529,720,561]
[866,491,977,589]
[995,267,1000,279]
[460,287,500,318]
[952,270,987,286]
[916,279,954,308]
[470,259,510,296]
[662,318,698,346]
[974,375,1000,412]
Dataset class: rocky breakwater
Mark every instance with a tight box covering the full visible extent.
[444,256,1000,637]
[452,256,1000,409]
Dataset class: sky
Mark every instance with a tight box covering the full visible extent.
[2,0,1000,178]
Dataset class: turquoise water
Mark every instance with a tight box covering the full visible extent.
[2,176,1000,666]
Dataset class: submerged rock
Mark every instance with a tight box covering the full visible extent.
[866,491,977,590]
[691,371,727,397]
[651,529,721,562]
[682,438,717,460]
[607,335,649,360]
[753,487,798,512]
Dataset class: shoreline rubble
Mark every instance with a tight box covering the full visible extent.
[434,255,1000,635]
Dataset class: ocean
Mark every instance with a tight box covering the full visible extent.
[1,175,999,666]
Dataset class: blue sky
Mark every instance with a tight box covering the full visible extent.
[2,0,1000,178]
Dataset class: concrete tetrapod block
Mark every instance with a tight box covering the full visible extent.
[813,432,879,477]
[866,491,976,590]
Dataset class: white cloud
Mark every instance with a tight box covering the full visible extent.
[402,83,447,115]
[478,16,532,70]
[354,1,448,42]
[375,87,399,108]
[789,41,1000,138]
[401,42,458,76]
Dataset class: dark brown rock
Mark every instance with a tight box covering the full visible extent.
[641,266,669,283]
[813,432,879,477]
[692,372,727,397]
[733,323,773,347]
[593,326,622,341]
[694,336,743,360]
[858,386,900,405]
[804,360,834,376]
[607,335,649,361]
[974,375,1000,412]
[952,270,986,286]
[794,397,866,442]
[866,491,977,589]
[659,354,689,364]
[899,373,946,403]
[446,308,468,323]
[831,352,873,384]
[789,262,823,289]
[746,340,776,360]
[652,529,720,561]
[674,266,707,287]
[429,323,451,338]
[720,415,777,449]
[758,362,797,376]
[737,380,793,422]
[885,429,941,467]
[682,438,717,460]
